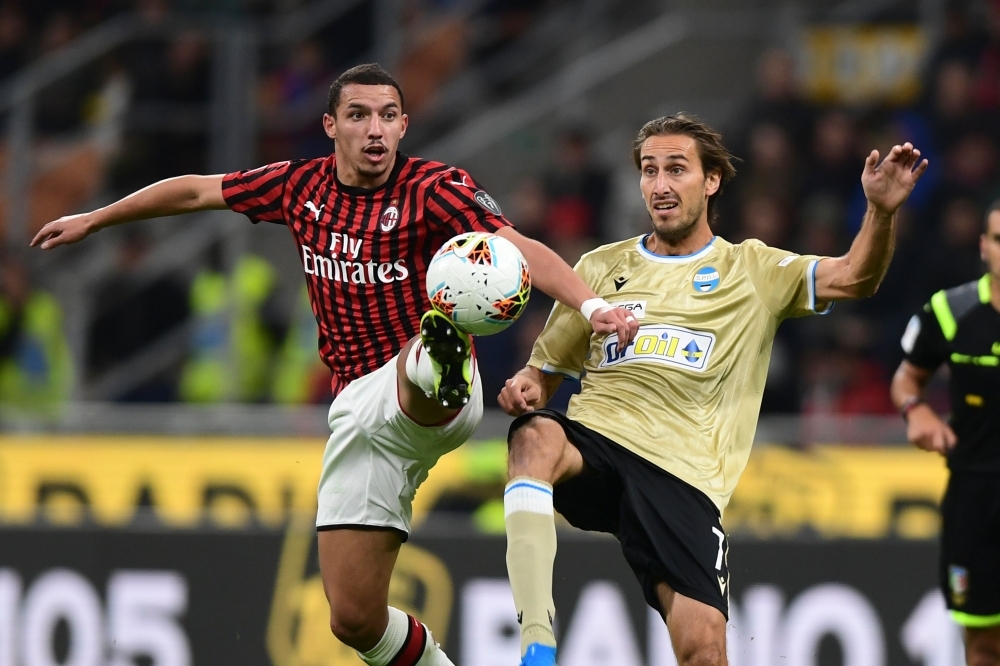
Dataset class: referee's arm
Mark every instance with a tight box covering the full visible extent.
[813,142,928,302]
[891,361,957,455]
[31,174,227,250]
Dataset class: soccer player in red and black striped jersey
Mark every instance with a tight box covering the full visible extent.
[32,63,638,666]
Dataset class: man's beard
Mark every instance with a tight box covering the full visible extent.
[356,160,391,178]
[651,198,704,245]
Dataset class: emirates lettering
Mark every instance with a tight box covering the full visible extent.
[301,245,409,284]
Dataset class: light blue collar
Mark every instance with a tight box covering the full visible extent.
[636,235,717,263]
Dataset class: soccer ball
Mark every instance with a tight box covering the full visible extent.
[426,232,531,336]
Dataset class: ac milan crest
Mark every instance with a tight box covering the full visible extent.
[380,205,400,232]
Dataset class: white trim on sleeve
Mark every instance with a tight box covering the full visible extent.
[808,259,834,315]
[540,363,581,381]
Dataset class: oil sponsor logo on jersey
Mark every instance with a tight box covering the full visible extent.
[693,266,720,293]
[599,323,715,372]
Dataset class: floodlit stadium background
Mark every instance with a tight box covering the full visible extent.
[0,0,990,664]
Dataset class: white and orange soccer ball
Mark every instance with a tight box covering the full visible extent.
[426,232,531,336]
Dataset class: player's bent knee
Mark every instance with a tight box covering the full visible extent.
[676,641,726,666]
[671,609,727,666]
[508,416,567,478]
[509,416,561,453]
[328,604,385,651]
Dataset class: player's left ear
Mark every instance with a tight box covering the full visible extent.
[322,113,336,140]
[705,169,721,197]
[398,113,409,140]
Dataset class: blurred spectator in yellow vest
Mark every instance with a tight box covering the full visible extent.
[272,285,332,404]
[0,254,73,417]
[179,253,283,403]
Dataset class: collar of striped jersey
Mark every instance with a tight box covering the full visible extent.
[333,152,408,196]
[636,234,718,263]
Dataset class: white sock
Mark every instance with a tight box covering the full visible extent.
[416,627,456,666]
[358,607,408,666]
[405,341,437,397]
[357,607,455,666]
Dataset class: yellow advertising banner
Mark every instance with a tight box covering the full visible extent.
[800,25,928,105]
[0,436,325,527]
[726,444,948,538]
[0,436,949,537]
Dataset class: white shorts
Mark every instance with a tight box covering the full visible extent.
[316,353,483,537]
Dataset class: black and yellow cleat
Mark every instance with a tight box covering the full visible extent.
[419,310,473,409]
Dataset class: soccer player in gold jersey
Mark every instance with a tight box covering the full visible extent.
[497,114,928,666]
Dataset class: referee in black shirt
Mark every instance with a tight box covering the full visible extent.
[892,200,1000,666]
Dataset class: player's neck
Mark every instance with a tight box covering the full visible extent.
[335,152,398,190]
[645,222,714,256]
[991,272,1000,312]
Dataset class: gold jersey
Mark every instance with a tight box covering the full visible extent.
[528,235,831,514]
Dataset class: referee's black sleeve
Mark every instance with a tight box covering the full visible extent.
[904,306,949,370]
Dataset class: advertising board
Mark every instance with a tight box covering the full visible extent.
[0,527,961,666]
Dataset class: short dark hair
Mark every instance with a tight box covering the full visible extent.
[327,63,404,114]
[632,113,738,222]
[986,198,1000,232]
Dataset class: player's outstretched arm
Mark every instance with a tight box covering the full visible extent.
[498,366,563,417]
[814,143,928,302]
[890,360,957,455]
[31,174,228,250]
[495,227,639,346]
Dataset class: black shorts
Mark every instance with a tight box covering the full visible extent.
[509,409,729,619]
[940,471,1000,622]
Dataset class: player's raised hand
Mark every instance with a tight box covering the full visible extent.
[31,213,97,250]
[906,404,957,456]
[591,305,640,350]
[499,374,543,416]
[860,142,928,214]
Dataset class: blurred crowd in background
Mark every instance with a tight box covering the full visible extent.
[1,0,998,417]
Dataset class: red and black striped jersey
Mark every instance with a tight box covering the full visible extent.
[222,152,512,396]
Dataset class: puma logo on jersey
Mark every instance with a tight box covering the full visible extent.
[450,173,469,187]
[305,201,324,220]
